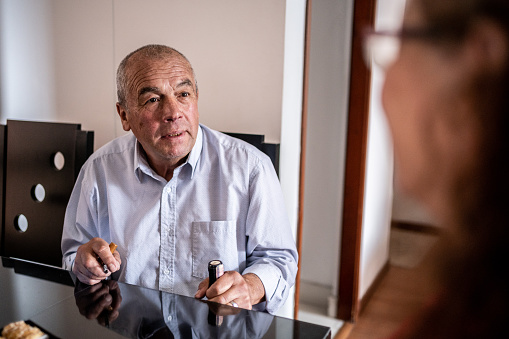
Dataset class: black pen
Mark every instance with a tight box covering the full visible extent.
[208,260,225,327]
[208,260,224,287]
[96,256,109,273]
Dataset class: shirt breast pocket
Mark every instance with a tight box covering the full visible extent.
[191,220,239,279]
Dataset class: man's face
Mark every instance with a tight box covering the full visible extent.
[117,54,199,172]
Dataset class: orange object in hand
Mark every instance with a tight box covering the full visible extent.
[109,242,117,253]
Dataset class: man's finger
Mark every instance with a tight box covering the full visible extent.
[95,243,116,271]
[205,271,238,298]
[75,262,106,285]
[194,278,209,298]
[95,242,120,273]
[205,271,253,309]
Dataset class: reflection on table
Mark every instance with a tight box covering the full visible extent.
[1,257,331,338]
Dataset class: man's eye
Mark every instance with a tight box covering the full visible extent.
[181,92,189,97]
[146,98,159,104]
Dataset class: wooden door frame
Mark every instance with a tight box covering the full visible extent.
[293,0,313,319]
[336,0,377,322]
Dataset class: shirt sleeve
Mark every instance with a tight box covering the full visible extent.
[243,155,299,314]
[61,166,99,270]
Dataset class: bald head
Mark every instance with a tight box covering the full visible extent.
[116,44,197,108]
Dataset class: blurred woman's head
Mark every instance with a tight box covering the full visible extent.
[379,0,509,336]
[382,0,509,227]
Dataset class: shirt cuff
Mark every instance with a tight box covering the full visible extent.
[63,252,77,271]
[243,263,282,313]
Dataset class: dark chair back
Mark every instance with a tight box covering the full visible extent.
[223,132,280,176]
[0,120,93,267]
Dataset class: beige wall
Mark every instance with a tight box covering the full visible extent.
[1,0,286,149]
[112,0,286,145]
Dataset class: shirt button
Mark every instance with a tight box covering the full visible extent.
[167,315,173,321]
[164,269,170,275]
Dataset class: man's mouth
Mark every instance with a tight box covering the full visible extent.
[165,132,183,138]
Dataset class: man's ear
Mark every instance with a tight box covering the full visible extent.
[116,103,131,132]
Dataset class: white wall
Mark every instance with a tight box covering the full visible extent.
[279,0,307,318]
[0,0,57,122]
[358,0,406,300]
[299,0,354,313]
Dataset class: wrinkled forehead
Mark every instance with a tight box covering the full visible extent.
[126,55,195,92]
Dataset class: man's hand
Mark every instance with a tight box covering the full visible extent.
[194,272,265,310]
[73,238,121,285]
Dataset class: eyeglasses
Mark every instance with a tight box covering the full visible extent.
[362,27,441,70]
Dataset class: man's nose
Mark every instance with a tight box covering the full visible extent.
[160,97,181,122]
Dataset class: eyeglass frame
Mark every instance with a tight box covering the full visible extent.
[362,26,444,70]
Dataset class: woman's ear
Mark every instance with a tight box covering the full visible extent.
[466,20,508,73]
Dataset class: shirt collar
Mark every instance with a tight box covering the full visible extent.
[133,125,203,181]
[186,125,203,179]
[133,138,151,181]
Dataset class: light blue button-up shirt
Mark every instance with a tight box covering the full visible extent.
[62,124,298,313]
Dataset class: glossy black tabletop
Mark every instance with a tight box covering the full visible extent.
[0,257,331,338]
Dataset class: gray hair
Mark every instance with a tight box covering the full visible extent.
[116,44,198,108]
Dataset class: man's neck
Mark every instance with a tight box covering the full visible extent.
[140,146,189,181]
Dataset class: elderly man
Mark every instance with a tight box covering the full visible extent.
[61,44,298,314]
